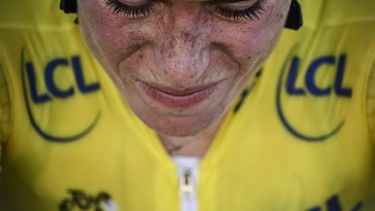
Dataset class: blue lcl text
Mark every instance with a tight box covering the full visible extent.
[286,54,352,97]
[26,56,101,104]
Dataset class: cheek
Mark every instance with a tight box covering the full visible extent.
[94,27,146,71]
[79,2,150,70]
[218,2,288,65]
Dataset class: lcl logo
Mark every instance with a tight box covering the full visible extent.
[26,56,100,103]
[276,51,353,141]
[286,55,352,97]
[21,49,101,142]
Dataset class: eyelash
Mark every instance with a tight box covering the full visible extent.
[214,2,264,21]
[105,0,264,21]
[106,0,153,18]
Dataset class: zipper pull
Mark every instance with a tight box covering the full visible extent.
[180,170,194,198]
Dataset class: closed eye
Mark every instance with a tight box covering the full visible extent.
[210,0,265,21]
[105,0,154,18]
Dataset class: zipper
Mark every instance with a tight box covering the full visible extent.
[179,169,198,211]
[181,170,194,197]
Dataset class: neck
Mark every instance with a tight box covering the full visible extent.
[159,119,222,157]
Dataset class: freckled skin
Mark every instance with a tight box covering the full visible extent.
[78,0,290,154]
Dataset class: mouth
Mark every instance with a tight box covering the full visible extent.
[137,80,221,109]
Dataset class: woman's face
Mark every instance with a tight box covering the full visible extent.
[78,0,290,137]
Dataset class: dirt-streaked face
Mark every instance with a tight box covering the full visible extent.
[78,0,290,137]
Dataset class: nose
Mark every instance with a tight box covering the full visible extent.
[155,3,210,89]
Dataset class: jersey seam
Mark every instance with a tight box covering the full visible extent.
[0,62,13,145]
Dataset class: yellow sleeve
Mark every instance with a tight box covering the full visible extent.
[369,64,375,142]
[0,64,11,144]
[0,63,11,174]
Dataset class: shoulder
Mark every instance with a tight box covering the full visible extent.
[0,0,75,26]
[299,0,375,26]
[323,0,375,18]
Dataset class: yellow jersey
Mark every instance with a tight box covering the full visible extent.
[0,0,374,210]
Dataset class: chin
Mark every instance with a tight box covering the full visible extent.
[138,110,222,138]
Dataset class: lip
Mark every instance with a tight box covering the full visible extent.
[137,80,221,108]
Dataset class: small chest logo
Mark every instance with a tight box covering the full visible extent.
[59,189,117,211]
[21,48,101,142]
[307,195,363,211]
[276,47,353,141]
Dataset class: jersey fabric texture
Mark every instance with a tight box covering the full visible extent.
[0,0,374,210]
